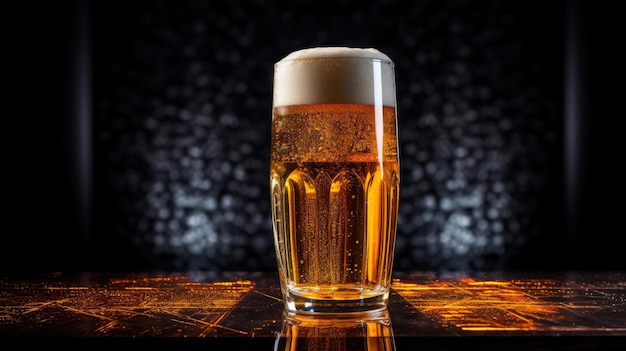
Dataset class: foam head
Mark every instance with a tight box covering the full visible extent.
[273,47,396,107]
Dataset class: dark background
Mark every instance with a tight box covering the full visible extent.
[7,0,624,273]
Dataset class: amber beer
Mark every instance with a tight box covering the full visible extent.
[271,47,399,313]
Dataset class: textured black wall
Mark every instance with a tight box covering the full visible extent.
[7,0,624,273]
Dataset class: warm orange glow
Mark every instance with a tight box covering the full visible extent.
[2,272,624,338]
[392,276,624,333]
[1,274,257,337]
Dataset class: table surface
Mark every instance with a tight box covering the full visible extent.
[1,271,625,349]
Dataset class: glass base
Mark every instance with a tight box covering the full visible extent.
[284,289,389,314]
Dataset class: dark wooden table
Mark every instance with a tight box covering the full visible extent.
[1,271,625,349]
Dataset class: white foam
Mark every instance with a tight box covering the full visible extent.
[273,47,396,107]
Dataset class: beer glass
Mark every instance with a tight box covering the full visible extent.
[270,47,399,314]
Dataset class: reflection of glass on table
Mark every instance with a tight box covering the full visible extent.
[274,308,395,351]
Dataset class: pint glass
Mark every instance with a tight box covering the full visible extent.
[270,47,399,313]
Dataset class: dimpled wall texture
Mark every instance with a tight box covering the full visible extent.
[92,0,563,272]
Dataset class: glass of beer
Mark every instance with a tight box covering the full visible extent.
[270,47,400,313]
